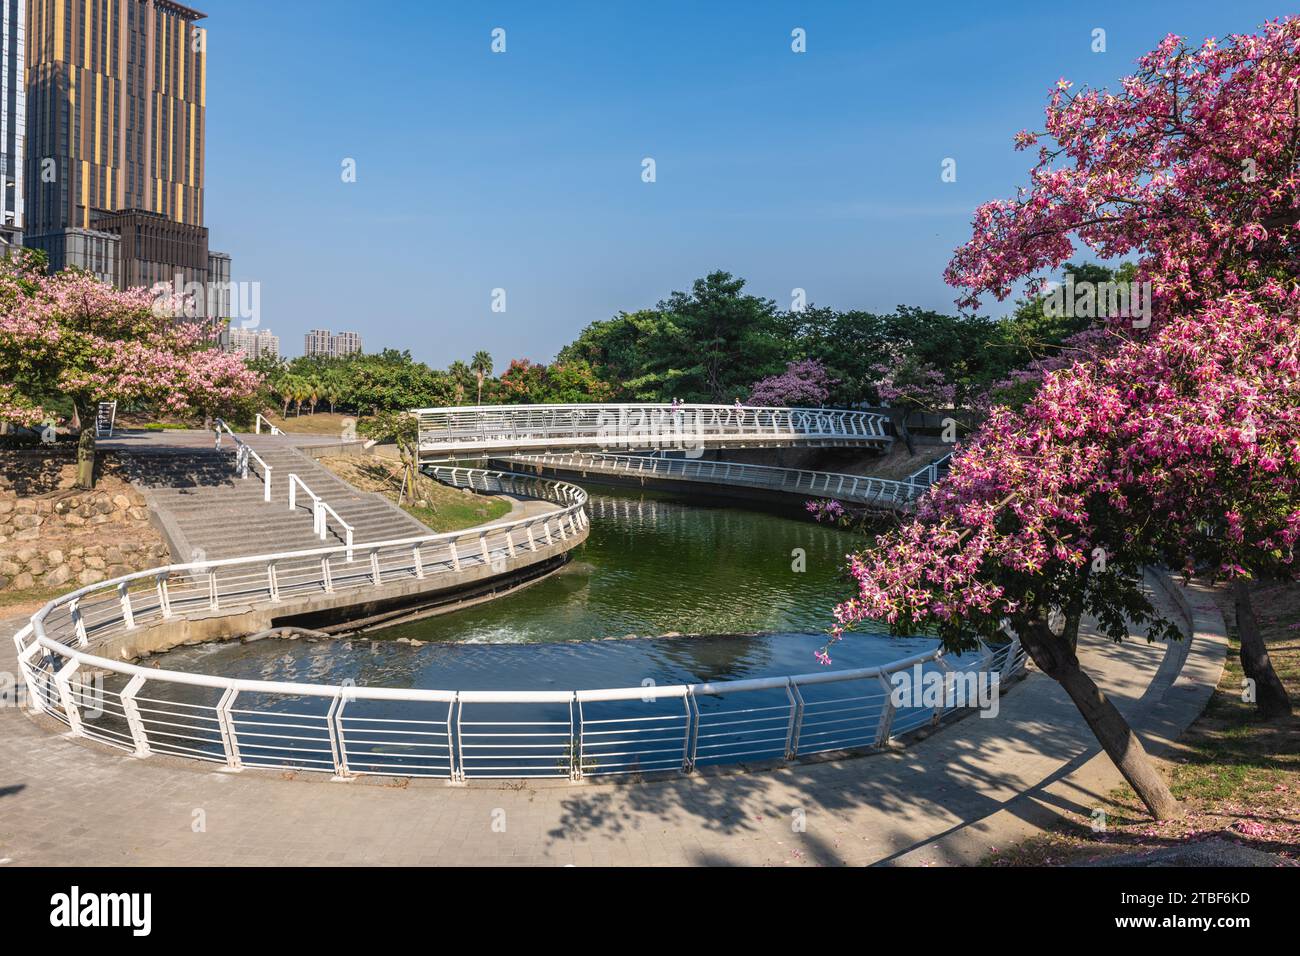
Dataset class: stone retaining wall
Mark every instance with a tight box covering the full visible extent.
[0,449,170,592]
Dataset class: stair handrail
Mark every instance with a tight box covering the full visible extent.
[213,419,273,503]
[255,413,284,436]
[288,472,355,561]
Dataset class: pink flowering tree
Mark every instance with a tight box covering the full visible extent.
[0,266,263,483]
[747,359,835,407]
[868,344,957,411]
[945,20,1300,318]
[834,20,1300,819]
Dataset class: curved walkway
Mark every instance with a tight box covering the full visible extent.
[497,451,942,512]
[0,576,1226,866]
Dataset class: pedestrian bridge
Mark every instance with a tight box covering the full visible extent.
[416,403,891,461]
[500,451,947,513]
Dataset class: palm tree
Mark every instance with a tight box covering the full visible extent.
[470,351,493,406]
[448,361,470,404]
[288,376,311,416]
[271,372,293,417]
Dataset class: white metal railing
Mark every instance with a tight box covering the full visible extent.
[905,452,954,491]
[10,457,1030,782]
[255,413,284,436]
[14,617,1025,781]
[503,452,927,510]
[415,403,892,458]
[288,473,356,560]
[213,419,273,502]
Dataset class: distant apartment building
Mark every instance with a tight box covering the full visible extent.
[22,0,232,311]
[0,0,24,248]
[304,328,362,358]
[331,330,361,356]
[227,326,278,361]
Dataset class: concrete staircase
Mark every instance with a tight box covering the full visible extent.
[118,437,430,565]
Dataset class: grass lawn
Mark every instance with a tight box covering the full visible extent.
[263,410,361,437]
[0,583,71,616]
[986,580,1300,865]
[317,455,511,533]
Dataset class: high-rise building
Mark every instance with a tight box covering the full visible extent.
[303,328,332,359]
[227,326,278,361]
[0,0,24,247]
[304,328,362,358]
[331,330,361,357]
[22,0,231,310]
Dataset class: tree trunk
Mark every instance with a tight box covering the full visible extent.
[1233,579,1292,718]
[895,411,916,456]
[76,424,96,490]
[1019,619,1182,820]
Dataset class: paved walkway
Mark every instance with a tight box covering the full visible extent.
[0,577,1226,866]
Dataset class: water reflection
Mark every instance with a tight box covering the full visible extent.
[147,487,926,691]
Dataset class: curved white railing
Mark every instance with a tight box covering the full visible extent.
[15,613,1025,780]
[416,403,892,458]
[16,467,588,656]
[11,458,1028,783]
[503,452,928,511]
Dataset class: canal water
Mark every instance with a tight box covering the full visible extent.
[146,487,939,691]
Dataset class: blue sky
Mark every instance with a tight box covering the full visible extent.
[206,0,1287,364]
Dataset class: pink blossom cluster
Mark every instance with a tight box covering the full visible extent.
[748,359,836,407]
[832,289,1300,656]
[0,269,263,425]
[829,20,1300,663]
[946,20,1300,319]
[805,498,846,523]
[868,342,957,409]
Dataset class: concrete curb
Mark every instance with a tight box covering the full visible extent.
[883,572,1229,866]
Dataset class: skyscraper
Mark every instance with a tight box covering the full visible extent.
[227,326,279,361]
[23,0,230,309]
[304,329,363,358]
[0,0,24,247]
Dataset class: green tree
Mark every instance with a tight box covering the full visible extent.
[470,350,493,405]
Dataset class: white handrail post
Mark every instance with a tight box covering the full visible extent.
[119,581,136,629]
[327,696,350,778]
[120,674,151,757]
[156,572,173,619]
[267,561,280,601]
[216,687,242,771]
[54,658,84,736]
[875,672,897,747]
[69,598,88,646]
[785,681,803,759]
[1000,636,1022,681]
[264,464,272,503]
[932,656,952,725]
